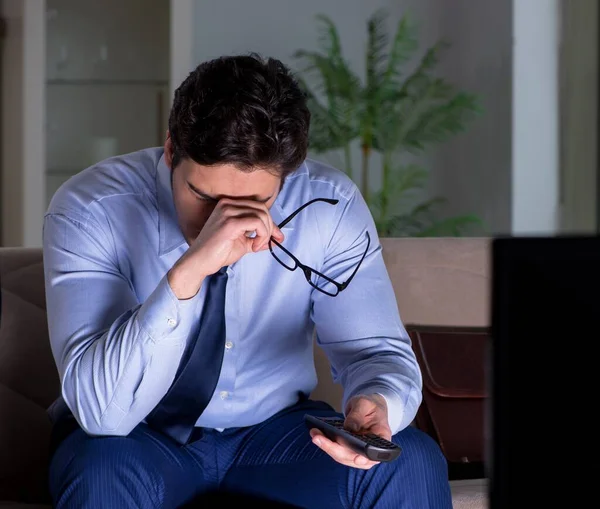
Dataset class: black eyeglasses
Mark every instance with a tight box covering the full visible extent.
[269,198,371,297]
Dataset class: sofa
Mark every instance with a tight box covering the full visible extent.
[0,238,490,508]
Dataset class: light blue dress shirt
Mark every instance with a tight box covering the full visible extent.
[43,147,422,437]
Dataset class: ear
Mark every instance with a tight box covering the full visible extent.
[164,131,174,169]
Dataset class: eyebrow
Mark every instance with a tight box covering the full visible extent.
[187,181,272,203]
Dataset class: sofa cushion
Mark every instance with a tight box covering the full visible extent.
[0,250,58,411]
[381,237,491,327]
[0,290,58,410]
[0,249,56,503]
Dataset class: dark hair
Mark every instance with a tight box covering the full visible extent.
[168,54,310,178]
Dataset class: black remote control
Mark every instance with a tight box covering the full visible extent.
[304,414,401,462]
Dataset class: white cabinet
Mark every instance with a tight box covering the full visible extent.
[45,0,170,206]
[1,0,185,247]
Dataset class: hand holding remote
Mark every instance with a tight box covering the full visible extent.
[309,394,392,470]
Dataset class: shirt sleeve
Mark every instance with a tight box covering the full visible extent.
[310,188,423,435]
[43,211,204,436]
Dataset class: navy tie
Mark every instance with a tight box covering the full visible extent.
[146,267,228,445]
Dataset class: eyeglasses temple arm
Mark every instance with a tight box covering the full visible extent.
[276,198,339,229]
[340,231,371,289]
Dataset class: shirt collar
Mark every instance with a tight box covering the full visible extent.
[156,154,187,256]
[270,198,293,232]
[156,154,295,257]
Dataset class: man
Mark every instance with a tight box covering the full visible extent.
[43,54,451,508]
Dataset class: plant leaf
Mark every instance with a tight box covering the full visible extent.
[382,197,445,236]
[293,54,361,151]
[403,91,481,151]
[361,8,390,150]
[384,164,429,207]
[314,14,344,64]
[373,42,448,151]
[293,16,362,151]
[380,15,419,93]
[301,85,348,152]
[414,215,485,237]
[294,12,483,238]
[366,8,390,93]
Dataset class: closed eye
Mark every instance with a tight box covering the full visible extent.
[188,183,217,202]
[186,180,272,204]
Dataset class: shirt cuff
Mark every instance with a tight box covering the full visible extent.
[344,383,407,436]
[374,390,404,436]
[136,272,203,342]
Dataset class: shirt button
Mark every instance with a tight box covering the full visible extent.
[167,318,176,327]
[219,391,229,400]
[225,341,233,350]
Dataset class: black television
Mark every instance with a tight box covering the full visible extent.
[490,236,600,508]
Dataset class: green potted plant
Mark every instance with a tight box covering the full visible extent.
[293,9,483,236]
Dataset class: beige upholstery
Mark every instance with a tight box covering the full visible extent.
[0,239,490,508]
[312,238,491,410]
[381,238,490,327]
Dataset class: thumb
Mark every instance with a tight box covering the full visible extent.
[247,236,259,253]
[272,225,285,243]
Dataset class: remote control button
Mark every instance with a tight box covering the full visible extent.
[316,418,398,451]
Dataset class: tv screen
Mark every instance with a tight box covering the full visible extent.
[490,236,599,507]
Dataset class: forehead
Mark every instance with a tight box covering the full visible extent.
[181,160,281,199]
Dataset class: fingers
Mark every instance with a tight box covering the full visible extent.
[344,416,392,443]
[218,208,271,252]
[344,395,392,440]
[271,225,285,243]
[230,216,270,252]
[367,423,392,442]
[309,429,380,470]
[217,199,283,251]
[253,222,285,251]
[343,411,362,433]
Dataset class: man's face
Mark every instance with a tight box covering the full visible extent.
[164,137,282,245]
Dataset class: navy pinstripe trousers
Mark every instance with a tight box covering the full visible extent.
[49,399,452,508]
